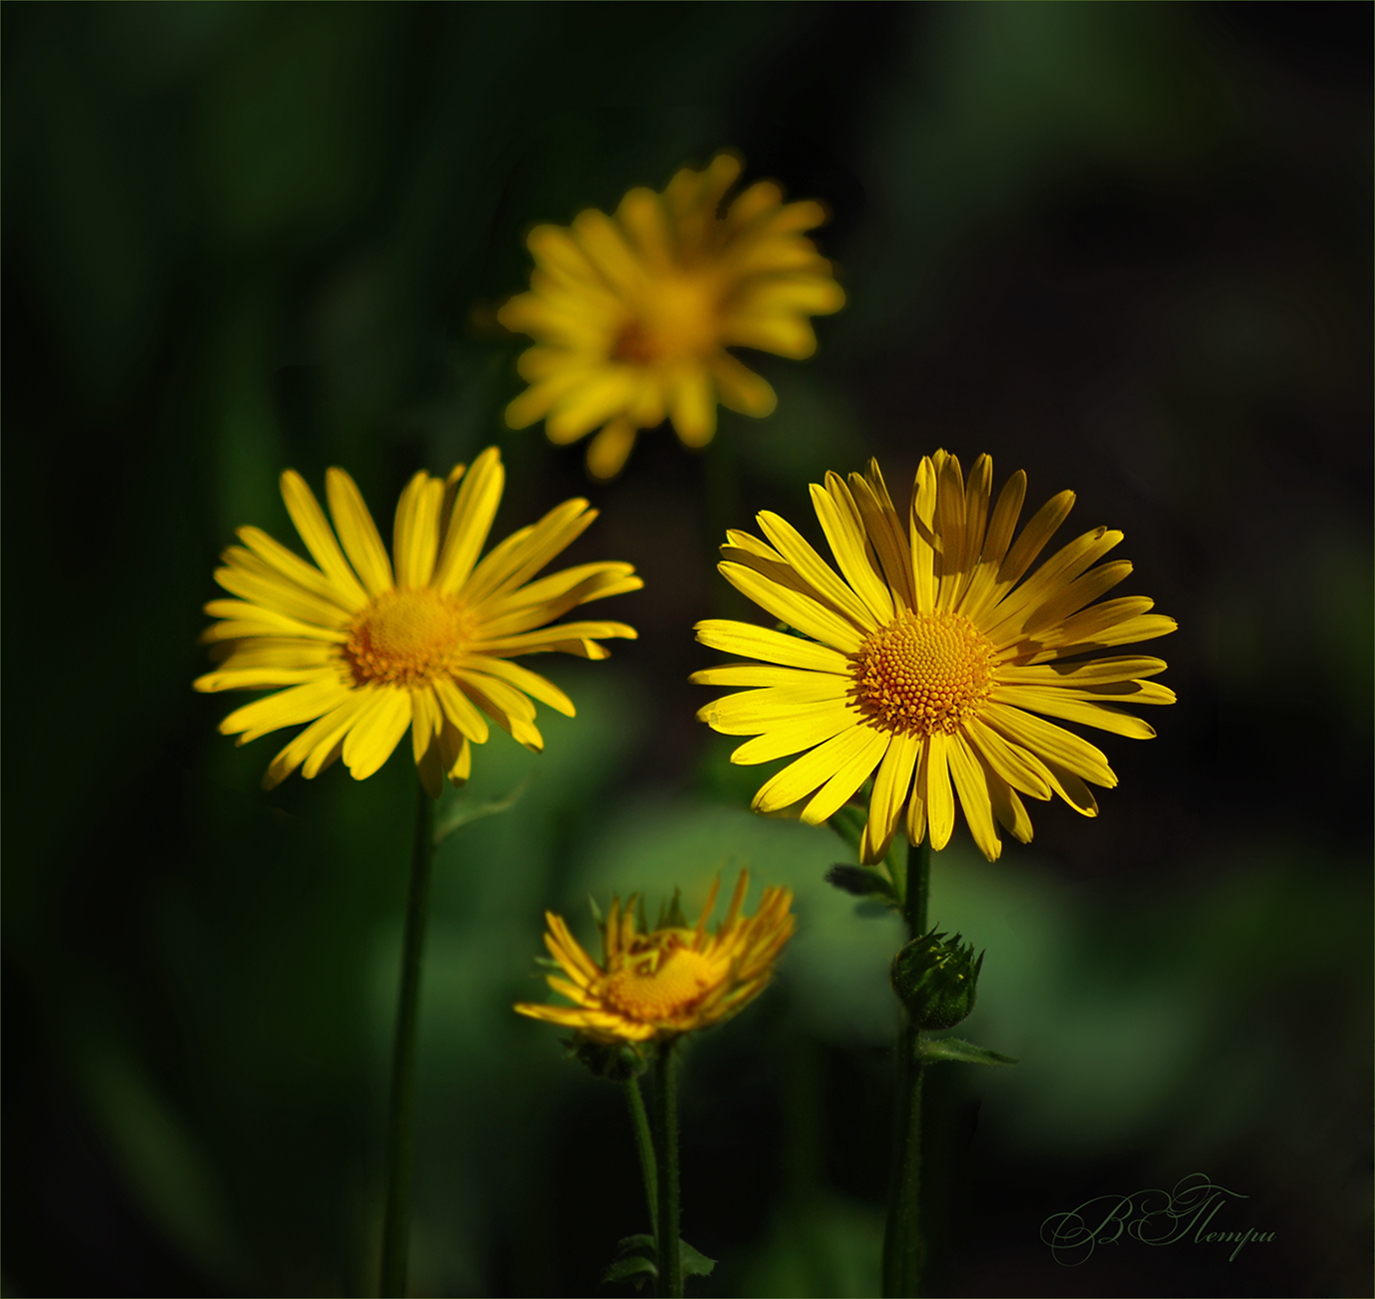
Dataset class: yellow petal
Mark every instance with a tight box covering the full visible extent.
[983,704,1116,787]
[432,676,490,744]
[586,418,639,480]
[456,655,576,717]
[751,721,872,814]
[810,475,894,624]
[924,732,956,852]
[694,619,850,673]
[237,525,357,611]
[278,470,370,609]
[699,682,853,736]
[325,469,394,598]
[546,371,640,444]
[860,731,919,865]
[342,689,413,781]
[728,707,859,765]
[464,499,594,604]
[216,677,352,743]
[947,732,1001,861]
[988,687,1158,740]
[718,562,865,653]
[755,509,878,630]
[670,368,717,449]
[801,726,889,825]
[434,446,505,595]
[712,354,776,417]
[393,472,444,589]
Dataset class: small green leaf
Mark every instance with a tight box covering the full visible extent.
[680,1239,717,1277]
[602,1254,656,1283]
[433,777,531,844]
[613,1234,657,1257]
[602,1236,715,1285]
[920,1036,1018,1067]
[825,863,895,901]
[603,1235,658,1285]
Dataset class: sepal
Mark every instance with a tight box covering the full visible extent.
[891,928,984,1030]
[566,1037,648,1082]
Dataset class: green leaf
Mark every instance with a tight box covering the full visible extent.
[603,1254,656,1283]
[919,1036,1018,1067]
[613,1234,657,1257]
[825,863,896,901]
[432,777,530,845]
[601,1236,716,1285]
[680,1238,717,1277]
[603,1234,658,1284]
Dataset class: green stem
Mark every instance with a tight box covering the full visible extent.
[882,835,931,1298]
[625,1076,659,1240]
[652,1041,682,1298]
[379,782,436,1297]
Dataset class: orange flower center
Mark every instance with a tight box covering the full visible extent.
[612,273,721,366]
[342,587,470,688]
[602,933,718,1024]
[852,609,996,737]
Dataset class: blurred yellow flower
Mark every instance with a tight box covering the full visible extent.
[498,152,845,480]
[693,452,1177,863]
[195,447,640,795]
[514,871,795,1044]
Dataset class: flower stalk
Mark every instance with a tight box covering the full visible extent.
[625,1076,659,1240]
[652,1042,682,1298]
[379,783,436,1297]
[882,836,930,1298]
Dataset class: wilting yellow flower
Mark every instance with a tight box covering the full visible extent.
[693,452,1177,863]
[514,871,795,1044]
[498,152,845,480]
[195,447,640,795]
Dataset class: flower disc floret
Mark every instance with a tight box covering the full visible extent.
[853,610,996,737]
[343,588,473,688]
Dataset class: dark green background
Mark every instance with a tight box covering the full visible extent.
[4,4,1370,1296]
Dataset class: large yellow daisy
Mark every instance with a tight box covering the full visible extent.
[514,871,795,1045]
[692,452,1177,863]
[498,152,846,480]
[195,447,640,796]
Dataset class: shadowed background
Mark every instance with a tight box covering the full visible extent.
[3,4,1370,1296]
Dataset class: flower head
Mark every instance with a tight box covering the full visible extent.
[514,871,795,1045]
[498,152,845,480]
[693,452,1177,862]
[195,447,640,795]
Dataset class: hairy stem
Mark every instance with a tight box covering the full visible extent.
[379,783,436,1297]
[653,1041,682,1297]
[625,1076,659,1240]
[882,835,930,1297]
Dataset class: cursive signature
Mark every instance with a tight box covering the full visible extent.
[1040,1173,1275,1266]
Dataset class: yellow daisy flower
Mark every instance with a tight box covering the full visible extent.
[498,152,846,480]
[692,452,1177,863]
[514,871,795,1044]
[195,446,640,796]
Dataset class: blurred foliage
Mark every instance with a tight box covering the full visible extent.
[3,3,1370,1297]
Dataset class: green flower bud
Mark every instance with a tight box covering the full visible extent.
[568,1037,648,1082]
[891,929,984,1030]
